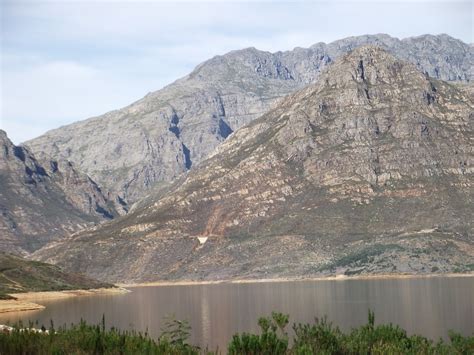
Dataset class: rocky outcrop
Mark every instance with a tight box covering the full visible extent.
[33,46,474,282]
[26,34,474,203]
[0,130,123,254]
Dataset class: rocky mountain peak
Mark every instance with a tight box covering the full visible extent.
[0,130,15,156]
[316,45,425,89]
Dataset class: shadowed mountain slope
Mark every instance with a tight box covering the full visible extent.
[33,46,474,282]
[26,34,474,203]
[0,130,123,254]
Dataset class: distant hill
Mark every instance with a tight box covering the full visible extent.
[33,46,474,283]
[0,130,125,254]
[0,252,113,299]
[26,34,474,203]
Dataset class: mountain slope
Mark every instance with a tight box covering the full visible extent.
[0,130,123,254]
[26,34,474,203]
[0,252,112,299]
[33,46,474,282]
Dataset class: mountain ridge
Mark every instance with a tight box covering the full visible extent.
[26,33,473,203]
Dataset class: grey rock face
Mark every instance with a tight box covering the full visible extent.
[33,47,474,283]
[0,130,123,254]
[26,34,474,203]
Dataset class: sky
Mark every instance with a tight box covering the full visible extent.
[1,0,472,144]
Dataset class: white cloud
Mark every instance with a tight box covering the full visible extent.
[0,58,161,144]
[1,121,55,146]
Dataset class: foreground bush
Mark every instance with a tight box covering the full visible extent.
[228,311,473,355]
[0,316,200,355]
[0,311,472,354]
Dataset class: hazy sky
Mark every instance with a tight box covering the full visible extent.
[1,0,472,144]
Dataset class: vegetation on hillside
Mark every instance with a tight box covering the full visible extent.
[0,252,113,299]
[0,311,472,354]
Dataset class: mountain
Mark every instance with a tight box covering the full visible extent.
[0,130,124,254]
[26,34,474,203]
[33,46,474,283]
[0,252,113,299]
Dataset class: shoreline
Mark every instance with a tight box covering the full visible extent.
[0,287,129,314]
[1,273,472,313]
[119,272,474,288]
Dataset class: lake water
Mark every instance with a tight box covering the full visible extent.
[0,276,473,351]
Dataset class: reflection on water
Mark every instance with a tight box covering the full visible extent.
[0,277,472,350]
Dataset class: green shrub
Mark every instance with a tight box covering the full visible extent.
[228,312,289,354]
[292,316,343,354]
[1,311,472,354]
[0,316,200,355]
